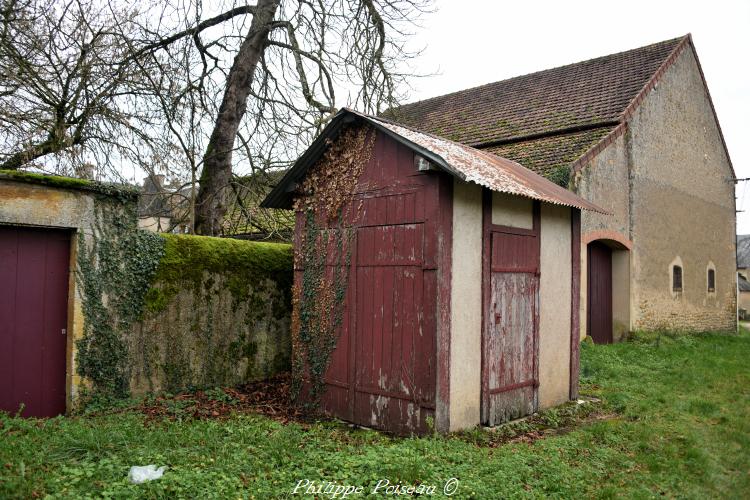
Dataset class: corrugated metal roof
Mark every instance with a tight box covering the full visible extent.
[363,111,607,213]
[261,108,608,214]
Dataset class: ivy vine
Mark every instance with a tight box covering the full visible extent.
[76,196,164,398]
[290,124,375,406]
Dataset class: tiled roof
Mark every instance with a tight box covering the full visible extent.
[484,126,612,178]
[384,36,686,177]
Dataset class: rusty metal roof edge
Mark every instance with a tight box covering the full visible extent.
[361,110,609,214]
[262,108,609,214]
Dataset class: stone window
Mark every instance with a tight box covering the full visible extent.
[707,269,715,292]
[673,265,683,292]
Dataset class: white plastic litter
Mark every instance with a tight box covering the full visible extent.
[128,465,167,484]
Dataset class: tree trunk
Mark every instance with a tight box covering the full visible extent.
[194,0,280,235]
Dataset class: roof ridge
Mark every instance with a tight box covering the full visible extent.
[619,34,691,121]
[389,35,687,116]
[572,34,735,179]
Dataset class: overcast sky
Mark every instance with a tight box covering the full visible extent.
[400,0,750,233]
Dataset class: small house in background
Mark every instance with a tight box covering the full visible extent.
[736,235,750,319]
[262,109,605,434]
[138,174,173,232]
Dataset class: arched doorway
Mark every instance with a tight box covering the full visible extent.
[586,237,631,344]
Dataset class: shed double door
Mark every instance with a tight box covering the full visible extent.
[318,187,438,435]
[482,201,540,426]
[0,226,70,417]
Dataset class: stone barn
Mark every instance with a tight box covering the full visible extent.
[262,109,604,434]
[387,34,738,342]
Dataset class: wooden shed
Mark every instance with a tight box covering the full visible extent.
[262,109,605,434]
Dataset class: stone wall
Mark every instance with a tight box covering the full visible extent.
[0,173,293,409]
[129,235,292,395]
[628,46,736,332]
[0,174,131,410]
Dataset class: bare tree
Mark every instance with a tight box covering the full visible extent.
[0,0,431,235]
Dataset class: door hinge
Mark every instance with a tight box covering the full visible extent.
[61,328,67,336]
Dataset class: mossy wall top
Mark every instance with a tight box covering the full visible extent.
[130,235,294,395]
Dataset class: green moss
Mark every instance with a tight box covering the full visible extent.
[0,169,138,199]
[545,165,571,187]
[144,234,292,313]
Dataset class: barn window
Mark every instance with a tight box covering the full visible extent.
[707,269,715,292]
[672,265,683,292]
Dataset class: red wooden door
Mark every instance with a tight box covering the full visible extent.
[0,226,70,417]
[482,197,540,426]
[312,132,440,435]
[352,219,435,433]
[587,242,612,344]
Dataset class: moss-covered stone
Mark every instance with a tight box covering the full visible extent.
[0,169,138,199]
[130,234,293,396]
[144,234,293,312]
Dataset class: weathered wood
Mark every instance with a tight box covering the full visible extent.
[483,273,539,425]
[481,195,541,426]
[310,130,441,435]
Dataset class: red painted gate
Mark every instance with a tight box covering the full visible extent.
[0,226,70,417]
[312,131,440,434]
[482,195,540,426]
[587,241,613,344]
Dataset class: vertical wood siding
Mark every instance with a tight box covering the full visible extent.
[298,129,442,434]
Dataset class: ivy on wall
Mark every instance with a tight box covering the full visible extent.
[137,233,293,394]
[291,124,375,405]
[76,196,164,398]
[547,165,571,188]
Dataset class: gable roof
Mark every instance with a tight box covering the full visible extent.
[261,108,606,213]
[384,35,734,179]
[386,37,684,147]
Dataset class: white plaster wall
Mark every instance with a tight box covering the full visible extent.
[538,204,572,409]
[448,179,483,431]
[491,192,533,228]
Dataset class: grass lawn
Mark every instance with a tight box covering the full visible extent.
[1,330,749,499]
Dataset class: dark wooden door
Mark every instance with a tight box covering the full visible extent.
[587,242,612,344]
[0,226,70,417]
[482,198,541,426]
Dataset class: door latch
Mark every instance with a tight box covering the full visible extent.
[61,328,67,336]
